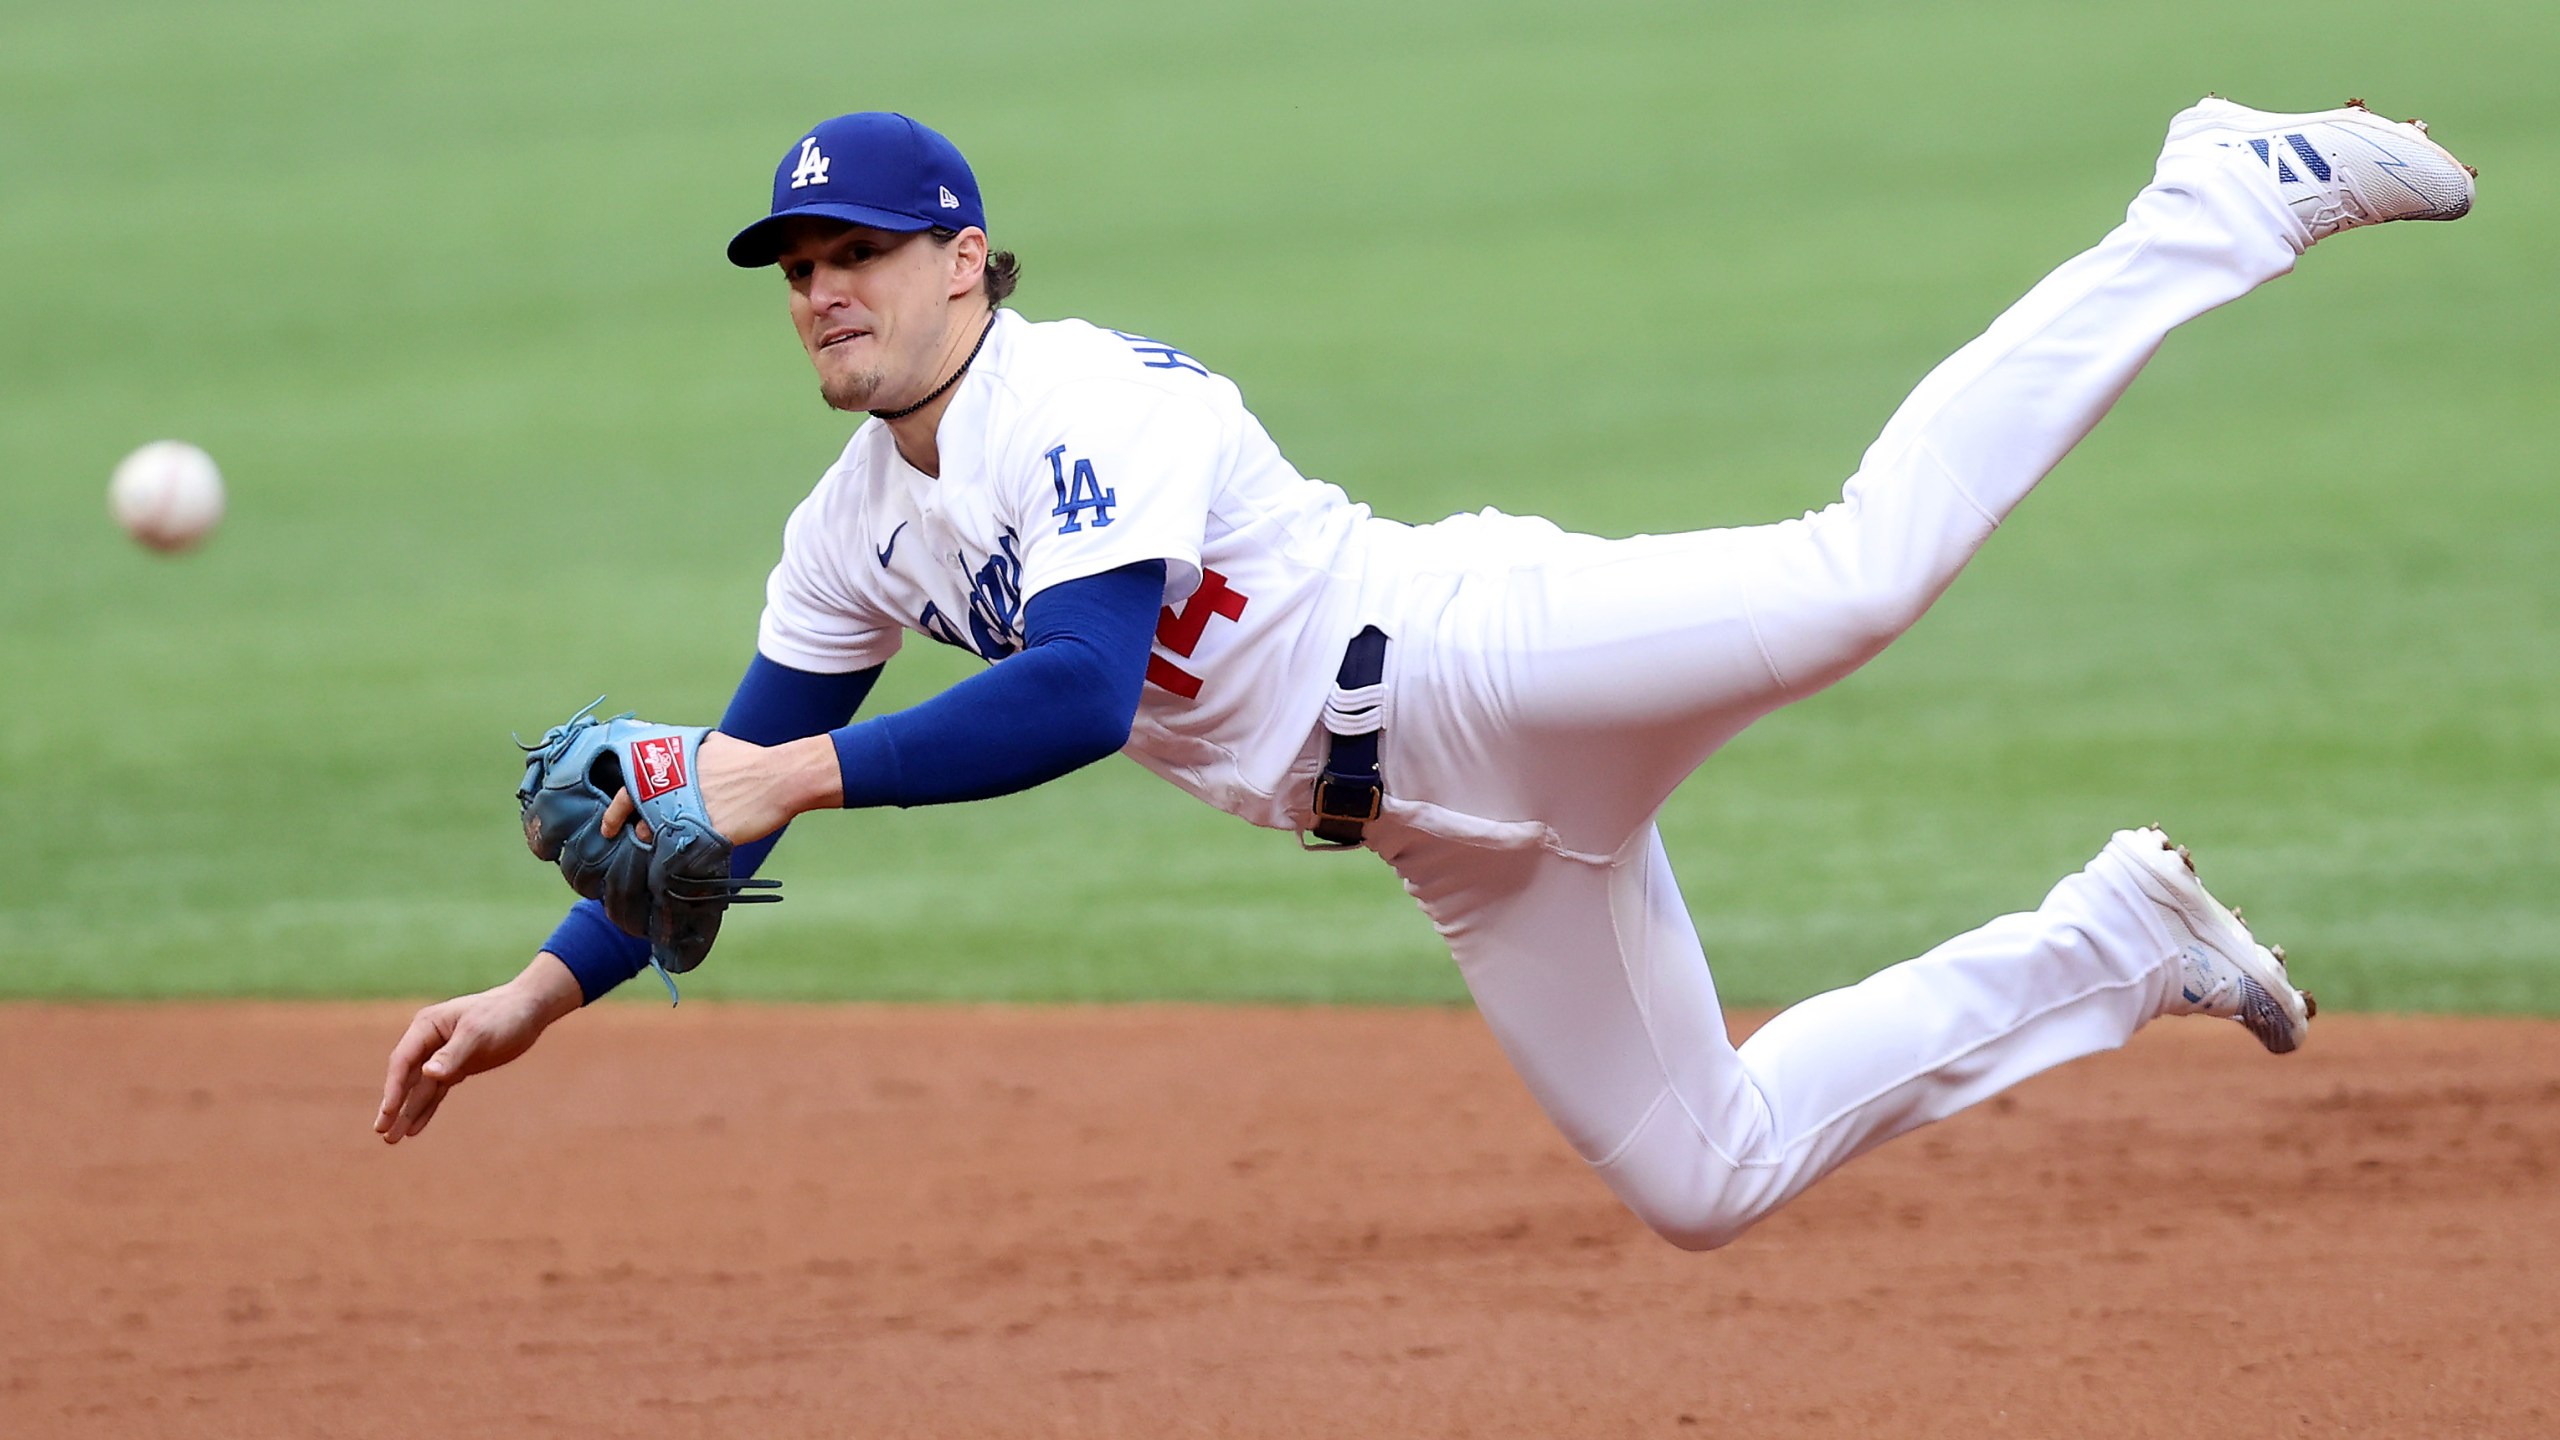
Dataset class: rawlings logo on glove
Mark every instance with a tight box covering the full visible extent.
[515,699,780,1001]
[630,735,688,801]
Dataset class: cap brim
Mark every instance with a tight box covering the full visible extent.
[725,202,940,268]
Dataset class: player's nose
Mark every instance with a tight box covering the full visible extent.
[804,266,862,314]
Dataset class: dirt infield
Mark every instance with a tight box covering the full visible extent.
[3,1004,2556,1438]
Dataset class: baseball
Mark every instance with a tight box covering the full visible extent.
[109,440,225,553]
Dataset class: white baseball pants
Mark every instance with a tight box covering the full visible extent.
[1362,130,2306,1248]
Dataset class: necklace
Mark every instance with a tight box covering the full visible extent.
[869,312,998,421]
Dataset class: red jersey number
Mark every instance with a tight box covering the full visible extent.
[1147,568,1249,700]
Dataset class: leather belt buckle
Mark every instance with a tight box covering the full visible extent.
[1311,775,1383,826]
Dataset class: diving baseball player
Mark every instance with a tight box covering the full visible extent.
[378,100,2474,1249]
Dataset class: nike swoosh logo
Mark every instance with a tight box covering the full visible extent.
[875,521,909,567]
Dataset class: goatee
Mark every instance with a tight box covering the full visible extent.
[820,371,884,412]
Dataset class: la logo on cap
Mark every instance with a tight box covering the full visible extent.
[789,136,831,190]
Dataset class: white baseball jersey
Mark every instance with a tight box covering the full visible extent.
[756,310,1375,829]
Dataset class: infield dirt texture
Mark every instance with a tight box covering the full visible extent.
[8,1004,2560,1436]
[4,0,2556,1435]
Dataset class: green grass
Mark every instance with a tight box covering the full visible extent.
[3,0,2553,1009]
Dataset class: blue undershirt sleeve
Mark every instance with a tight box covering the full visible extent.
[540,558,1162,1001]
[833,559,1163,809]
[540,655,880,1003]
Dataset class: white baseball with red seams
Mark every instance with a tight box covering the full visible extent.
[109,440,225,554]
[757,99,2448,1248]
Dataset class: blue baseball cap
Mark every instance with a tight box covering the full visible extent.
[725,112,987,268]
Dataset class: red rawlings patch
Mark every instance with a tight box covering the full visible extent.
[629,735,687,802]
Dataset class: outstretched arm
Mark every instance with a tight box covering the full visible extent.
[375,655,877,1143]
[375,560,1166,1144]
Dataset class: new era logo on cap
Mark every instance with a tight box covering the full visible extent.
[727,112,989,268]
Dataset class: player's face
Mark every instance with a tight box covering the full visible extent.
[776,220,963,413]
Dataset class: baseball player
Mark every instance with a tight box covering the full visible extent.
[378,100,2473,1249]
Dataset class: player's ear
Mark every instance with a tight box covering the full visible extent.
[946,227,989,300]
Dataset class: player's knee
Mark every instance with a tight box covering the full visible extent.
[1606,1174,1767,1252]
[1628,1195,1761,1252]
[1591,1108,1784,1251]
[1766,574,1937,696]
[1835,573,1940,654]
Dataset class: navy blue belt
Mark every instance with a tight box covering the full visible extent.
[1308,625,1389,848]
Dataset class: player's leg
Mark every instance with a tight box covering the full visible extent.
[1377,818,2282,1250]
[1743,99,2467,708]
[1451,102,2458,852]
[1358,97,2435,1251]
[1731,107,2316,704]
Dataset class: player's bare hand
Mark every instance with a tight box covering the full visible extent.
[374,954,583,1144]
[599,732,841,846]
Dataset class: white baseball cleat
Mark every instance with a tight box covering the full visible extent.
[2106,825,2316,1054]
[2169,95,2476,243]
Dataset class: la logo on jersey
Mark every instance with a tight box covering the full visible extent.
[788,137,831,190]
[629,735,688,801]
[1045,445,1117,534]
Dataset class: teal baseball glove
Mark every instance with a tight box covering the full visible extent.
[516,699,780,999]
